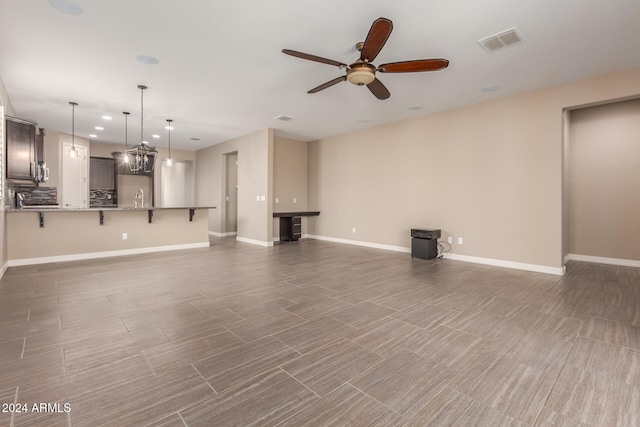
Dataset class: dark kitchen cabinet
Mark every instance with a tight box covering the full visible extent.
[5,116,36,180]
[279,216,302,241]
[90,157,116,189]
[274,211,320,242]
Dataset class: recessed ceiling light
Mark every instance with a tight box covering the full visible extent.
[274,115,294,121]
[48,0,83,15]
[190,137,201,141]
[89,134,97,138]
[152,134,160,139]
[94,126,104,130]
[481,84,501,93]
[136,54,159,65]
[408,106,423,111]
[102,116,112,120]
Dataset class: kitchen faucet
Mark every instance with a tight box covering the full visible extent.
[134,188,144,208]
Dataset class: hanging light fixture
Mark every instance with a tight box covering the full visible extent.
[125,84,158,173]
[122,111,130,163]
[166,119,173,167]
[68,101,78,158]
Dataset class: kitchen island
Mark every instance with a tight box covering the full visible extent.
[6,206,215,266]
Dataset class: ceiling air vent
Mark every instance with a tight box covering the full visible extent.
[477,27,525,53]
[274,115,294,121]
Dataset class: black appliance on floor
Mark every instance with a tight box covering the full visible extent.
[411,228,441,260]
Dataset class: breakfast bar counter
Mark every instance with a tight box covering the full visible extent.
[7,206,216,227]
[6,206,216,266]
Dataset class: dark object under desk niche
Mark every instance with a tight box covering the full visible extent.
[273,211,320,242]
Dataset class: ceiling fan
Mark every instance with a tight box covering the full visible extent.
[282,17,449,100]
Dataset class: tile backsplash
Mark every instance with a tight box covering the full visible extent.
[5,183,58,208]
[90,189,117,207]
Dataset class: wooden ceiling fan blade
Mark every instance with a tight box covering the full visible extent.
[378,59,450,73]
[282,49,347,68]
[308,76,347,94]
[367,78,390,100]
[360,18,393,63]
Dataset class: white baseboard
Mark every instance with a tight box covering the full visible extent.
[209,231,237,237]
[235,236,273,247]
[8,242,211,267]
[306,234,411,254]
[443,253,565,275]
[0,261,8,280]
[307,234,564,275]
[567,253,640,268]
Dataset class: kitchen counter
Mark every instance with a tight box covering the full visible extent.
[7,206,216,212]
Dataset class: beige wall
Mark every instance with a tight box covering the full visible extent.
[273,137,308,239]
[568,98,640,261]
[196,128,273,245]
[308,67,640,270]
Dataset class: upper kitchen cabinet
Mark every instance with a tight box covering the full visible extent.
[5,116,48,182]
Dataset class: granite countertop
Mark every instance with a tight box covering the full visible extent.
[7,206,216,212]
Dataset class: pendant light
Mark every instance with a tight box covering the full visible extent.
[122,111,130,163]
[68,101,78,158]
[125,84,158,173]
[166,119,173,167]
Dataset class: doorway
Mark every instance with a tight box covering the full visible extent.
[566,98,640,265]
[61,142,88,208]
[224,152,238,235]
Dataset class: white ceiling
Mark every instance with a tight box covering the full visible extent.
[1,0,639,151]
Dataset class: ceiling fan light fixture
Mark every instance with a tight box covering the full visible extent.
[347,63,376,86]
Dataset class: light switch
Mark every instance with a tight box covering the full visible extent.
[260,195,265,201]
[256,195,260,201]
[275,198,279,203]
[293,197,297,203]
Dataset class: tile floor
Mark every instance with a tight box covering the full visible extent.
[0,237,639,426]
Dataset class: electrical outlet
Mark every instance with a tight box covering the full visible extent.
[275,197,279,203]
[122,233,128,240]
[352,227,356,233]
[458,237,463,245]
[447,236,453,244]
[293,197,297,203]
